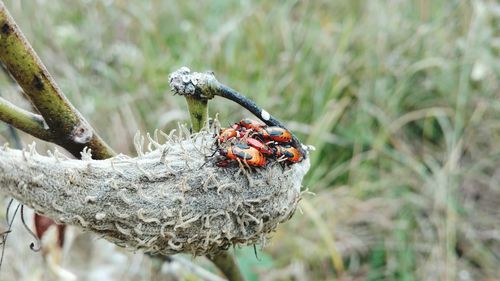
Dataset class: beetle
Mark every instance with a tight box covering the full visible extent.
[219,143,266,167]
[274,145,302,163]
[258,126,292,143]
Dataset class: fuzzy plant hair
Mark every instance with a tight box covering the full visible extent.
[0,125,310,257]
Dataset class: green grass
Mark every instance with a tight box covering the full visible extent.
[0,0,499,280]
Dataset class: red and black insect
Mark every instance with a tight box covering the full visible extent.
[214,118,303,167]
[218,127,239,142]
[246,137,273,156]
[219,143,266,167]
[274,145,302,163]
[238,118,265,131]
[257,126,292,143]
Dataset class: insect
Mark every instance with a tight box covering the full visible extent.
[246,137,274,156]
[218,127,239,142]
[258,126,292,143]
[274,145,302,163]
[219,143,266,167]
[238,118,265,131]
[214,117,303,167]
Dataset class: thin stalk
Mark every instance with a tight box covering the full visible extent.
[0,96,51,141]
[185,96,208,133]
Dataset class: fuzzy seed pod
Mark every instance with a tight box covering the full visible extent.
[0,128,310,256]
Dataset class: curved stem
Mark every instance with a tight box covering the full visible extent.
[215,83,305,155]
[217,84,284,128]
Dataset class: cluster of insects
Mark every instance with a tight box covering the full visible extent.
[214,118,303,167]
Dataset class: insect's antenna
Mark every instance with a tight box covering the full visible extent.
[20,206,41,252]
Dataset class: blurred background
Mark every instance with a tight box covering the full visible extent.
[0,0,499,280]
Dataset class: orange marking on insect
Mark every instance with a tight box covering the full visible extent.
[218,128,239,142]
[238,118,265,131]
[246,137,273,156]
[275,145,302,163]
[220,143,266,167]
[258,127,292,143]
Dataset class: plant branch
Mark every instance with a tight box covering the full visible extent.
[0,96,51,141]
[0,2,114,159]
